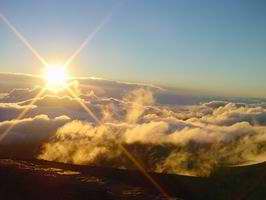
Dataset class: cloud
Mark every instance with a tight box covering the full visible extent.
[0,73,42,93]
[1,72,266,177]
[38,117,266,177]
[37,95,266,176]
[203,101,229,109]
[0,114,70,143]
[0,72,163,101]
[0,114,70,158]
[0,72,216,106]
[0,87,155,124]
[0,103,36,121]
[0,87,42,103]
[124,88,154,123]
[197,103,266,126]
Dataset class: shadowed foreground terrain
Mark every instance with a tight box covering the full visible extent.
[0,158,265,200]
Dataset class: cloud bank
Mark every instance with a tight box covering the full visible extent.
[0,72,266,176]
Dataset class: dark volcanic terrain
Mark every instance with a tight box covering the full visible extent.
[0,158,265,200]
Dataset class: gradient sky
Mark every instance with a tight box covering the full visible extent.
[0,0,266,97]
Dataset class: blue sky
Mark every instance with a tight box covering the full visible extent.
[0,0,266,97]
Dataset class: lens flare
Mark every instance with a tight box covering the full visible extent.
[66,87,171,199]
[0,88,46,142]
[0,13,48,66]
[0,4,171,198]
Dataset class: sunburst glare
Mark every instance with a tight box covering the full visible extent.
[43,65,69,92]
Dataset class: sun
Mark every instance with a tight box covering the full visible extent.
[43,65,69,92]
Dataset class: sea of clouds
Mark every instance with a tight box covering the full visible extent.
[0,73,266,176]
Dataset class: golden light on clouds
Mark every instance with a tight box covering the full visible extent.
[0,10,171,199]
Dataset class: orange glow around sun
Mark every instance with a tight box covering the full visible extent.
[43,65,69,92]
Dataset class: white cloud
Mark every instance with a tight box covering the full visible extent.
[0,73,266,176]
[0,114,70,144]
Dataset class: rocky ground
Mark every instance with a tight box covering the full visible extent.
[0,158,265,200]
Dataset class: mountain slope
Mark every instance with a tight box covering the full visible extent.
[0,158,265,200]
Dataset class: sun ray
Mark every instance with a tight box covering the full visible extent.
[63,1,124,68]
[66,87,100,124]
[0,88,46,142]
[0,13,49,66]
[66,87,171,199]
[1,4,170,198]
[118,144,171,199]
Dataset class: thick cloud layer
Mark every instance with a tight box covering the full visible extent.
[37,106,266,176]
[0,115,70,144]
[0,73,266,176]
[0,114,70,158]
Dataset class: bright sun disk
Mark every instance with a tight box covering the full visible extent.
[43,65,69,92]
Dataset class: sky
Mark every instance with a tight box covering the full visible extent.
[0,0,266,97]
